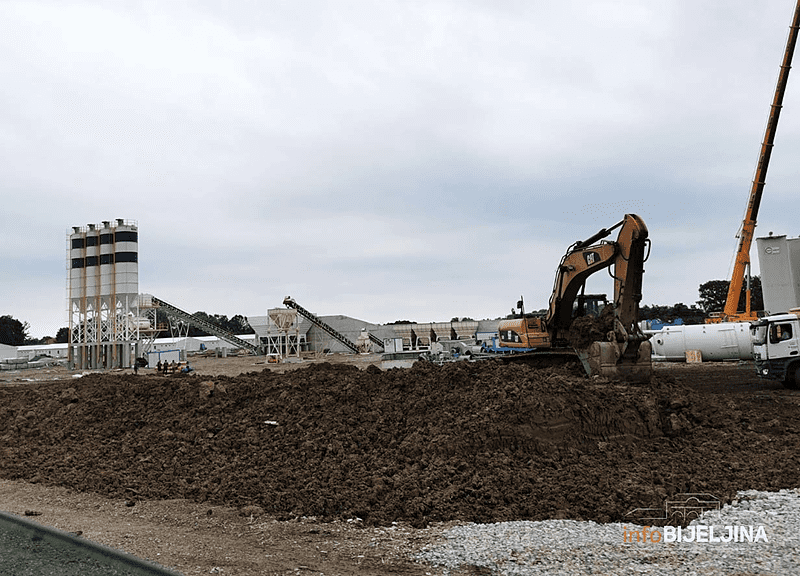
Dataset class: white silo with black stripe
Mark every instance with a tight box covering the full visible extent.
[67,219,139,369]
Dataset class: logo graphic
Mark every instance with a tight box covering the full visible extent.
[584,251,600,266]
[623,493,768,544]
[626,493,720,525]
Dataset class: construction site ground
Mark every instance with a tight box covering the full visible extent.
[1,353,799,575]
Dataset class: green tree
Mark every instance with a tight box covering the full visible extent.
[670,303,707,324]
[0,315,30,346]
[152,311,254,338]
[640,303,705,325]
[185,311,216,337]
[55,327,70,343]
[229,314,254,334]
[698,277,763,314]
[697,280,729,313]
[181,312,255,337]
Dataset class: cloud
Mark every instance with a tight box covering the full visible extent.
[1,1,799,337]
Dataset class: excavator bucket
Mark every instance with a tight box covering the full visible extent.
[579,340,652,383]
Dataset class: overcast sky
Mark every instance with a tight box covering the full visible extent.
[2,0,800,338]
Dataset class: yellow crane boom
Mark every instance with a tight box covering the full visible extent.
[713,1,800,322]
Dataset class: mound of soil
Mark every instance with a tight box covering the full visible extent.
[1,361,798,528]
[568,305,616,348]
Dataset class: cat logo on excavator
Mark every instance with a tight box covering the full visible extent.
[583,251,601,266]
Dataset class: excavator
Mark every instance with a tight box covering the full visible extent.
[495,213,652,382]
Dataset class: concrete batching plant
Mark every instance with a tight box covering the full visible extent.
[68,220,140,369]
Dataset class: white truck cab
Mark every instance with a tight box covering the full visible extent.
[750,311,800,388]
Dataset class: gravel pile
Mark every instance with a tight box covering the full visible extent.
[417,488,800,575]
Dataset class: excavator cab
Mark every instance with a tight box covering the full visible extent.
[574,293,608,319]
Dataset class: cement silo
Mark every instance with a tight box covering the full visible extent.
[649,322,753,361]
[68,219,140,369]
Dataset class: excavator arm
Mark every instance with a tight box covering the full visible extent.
[548,223,622,342]
[547,214,649,344]
[496,214,651,381]
[608,213,650,346]
[577,214,652,381]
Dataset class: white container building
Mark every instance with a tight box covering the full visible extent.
[756,233,800,314]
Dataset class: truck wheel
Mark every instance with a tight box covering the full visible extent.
[787,365,800,390]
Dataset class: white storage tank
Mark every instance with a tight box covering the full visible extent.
[68,219,139,369]
[650,322,753,361]
[69,221,138,299]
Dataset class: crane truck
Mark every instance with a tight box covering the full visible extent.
[730,2,800,389]
[708,0,800,323]
[494,213,652,382]
[750,311,800,388]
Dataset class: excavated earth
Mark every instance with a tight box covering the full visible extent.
[1,358,800,574]
[2,359,800,526]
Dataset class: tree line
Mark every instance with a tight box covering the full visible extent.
[153,311,255,339]
[0,277,765,346]
[0,312,255,347]
[640,277,763,326]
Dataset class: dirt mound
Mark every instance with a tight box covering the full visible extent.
[1,361,798,528]
[568,305,616,348]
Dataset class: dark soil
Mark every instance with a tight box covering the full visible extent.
[1,361,799,529]
[568,306,616,348]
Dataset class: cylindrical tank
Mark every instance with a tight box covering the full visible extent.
[649,322,753,361]
[112,222,139,295]
[69,220,138,301]
[68,219,139,369]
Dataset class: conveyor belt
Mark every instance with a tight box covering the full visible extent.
[283,296,360,353]
[151,296,260,355]
[368,332,385,350]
